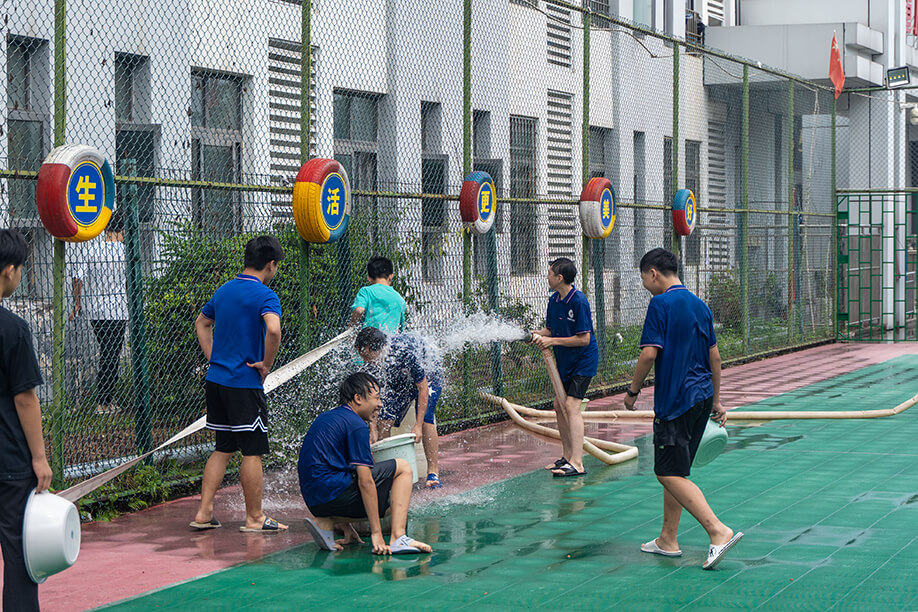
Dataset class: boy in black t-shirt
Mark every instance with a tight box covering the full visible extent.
[0,229,53,611]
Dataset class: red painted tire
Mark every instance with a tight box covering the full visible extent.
[292,158,351,243]
[579,177,616,239]
[36,145,114,242]
[672,189,697,236]
[460,171,496,235]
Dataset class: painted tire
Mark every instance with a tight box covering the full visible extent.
[36,145,114,243]
[672,189,697,236]
[579,177,616,239]
[459,171,496,235]
[292,158,351,243]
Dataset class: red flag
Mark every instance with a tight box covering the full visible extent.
[829,32,845,100]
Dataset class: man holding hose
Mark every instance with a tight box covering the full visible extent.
[530,257,598,477]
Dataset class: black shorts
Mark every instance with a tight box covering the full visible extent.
[308,459,398,519]
[563,375,593,400]
[653,397,713,477]
[206,381,269,456]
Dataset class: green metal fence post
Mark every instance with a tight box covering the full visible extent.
[672,42,680,259]
[486,228,501,396]
[50,0,67,487]
[122,160,153,455]
[299,0,312,352]
[462,0,473,411]
[582,11,607,371]
[787,80,795,343]
[741,65,750,351]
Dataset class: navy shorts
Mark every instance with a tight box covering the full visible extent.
[653,397,713,477]
[307,459,397,519]
[380,376,443,426]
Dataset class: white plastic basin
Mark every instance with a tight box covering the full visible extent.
[693,418,728,468]
[371,433,418,481]
[22,490,81,584]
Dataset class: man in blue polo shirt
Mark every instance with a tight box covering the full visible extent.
[190,235,288,534]
[624,248,742,570]
[530,257,598,477]
[299,372,432,555]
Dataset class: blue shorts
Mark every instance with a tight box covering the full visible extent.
[379,377,442,426]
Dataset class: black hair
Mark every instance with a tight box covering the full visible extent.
[355,326,388,352]
[366,256,394,280]
[244,235,285,270]
[639,248,678,276]
[549,257,577,284]
[106,208,124,234]
[0,229,28,271]
[339,371,380,405]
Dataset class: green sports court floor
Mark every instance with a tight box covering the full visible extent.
[98,355,918,611]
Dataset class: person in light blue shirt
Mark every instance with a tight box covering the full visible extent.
[190,236,288,534]
[624,248,742,570]
[349,256,407,332]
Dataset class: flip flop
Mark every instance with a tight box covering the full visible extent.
[545,457,568,471]
[239,516,286,533]
[641,538,682,557]
[426,473,443,489]
[389,534,422,554]
[189,517,221,531]
[702,531,744,570]
[304,517,337,551]
[552,464,586,478]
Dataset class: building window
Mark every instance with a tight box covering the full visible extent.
[588,0,612,29]
[334,90,379,243]
[115,53,150,124]
[334,91,377,143]
[510,116,538,275]
[420,102,447,281]
[191,70,244,235]
[589,126,610,179]
[633,131,646,265]
[684,139,701,264]
[421,157,448,281]
[7,36,49,221]
[633,0,653,27]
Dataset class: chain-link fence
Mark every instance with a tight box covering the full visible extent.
[2,0,838,491]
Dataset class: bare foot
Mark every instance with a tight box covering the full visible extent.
[710,527,734,547]
[545,457,568,470]
[406,539,433,553]
[335,523,364,546]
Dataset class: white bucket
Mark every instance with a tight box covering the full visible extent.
[371,433,418,482]
[22,490,81,584]
[693,418,728,468]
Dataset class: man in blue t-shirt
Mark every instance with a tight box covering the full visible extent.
[354,327,445,489]
[190,236,288,534]
[299,372,432,555]
[624,248,742,570]
[530,257,599,478]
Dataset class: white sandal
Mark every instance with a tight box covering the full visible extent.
[702,531,744,570]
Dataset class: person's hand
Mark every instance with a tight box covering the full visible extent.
[623,393,637,411]
[371,532,390,555]
[246,361,270,382]
[531,334,551,349]
[711,401,727,426]
[410,424,423,443]
[32,456,52,492]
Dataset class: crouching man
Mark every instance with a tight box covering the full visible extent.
[298,372,432,555]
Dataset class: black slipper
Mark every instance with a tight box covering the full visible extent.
[545,457,568,471]
[552,464,587,478]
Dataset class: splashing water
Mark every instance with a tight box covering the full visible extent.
[436,312,529,352]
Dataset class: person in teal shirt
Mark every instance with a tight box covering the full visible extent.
[349,257,406,332]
